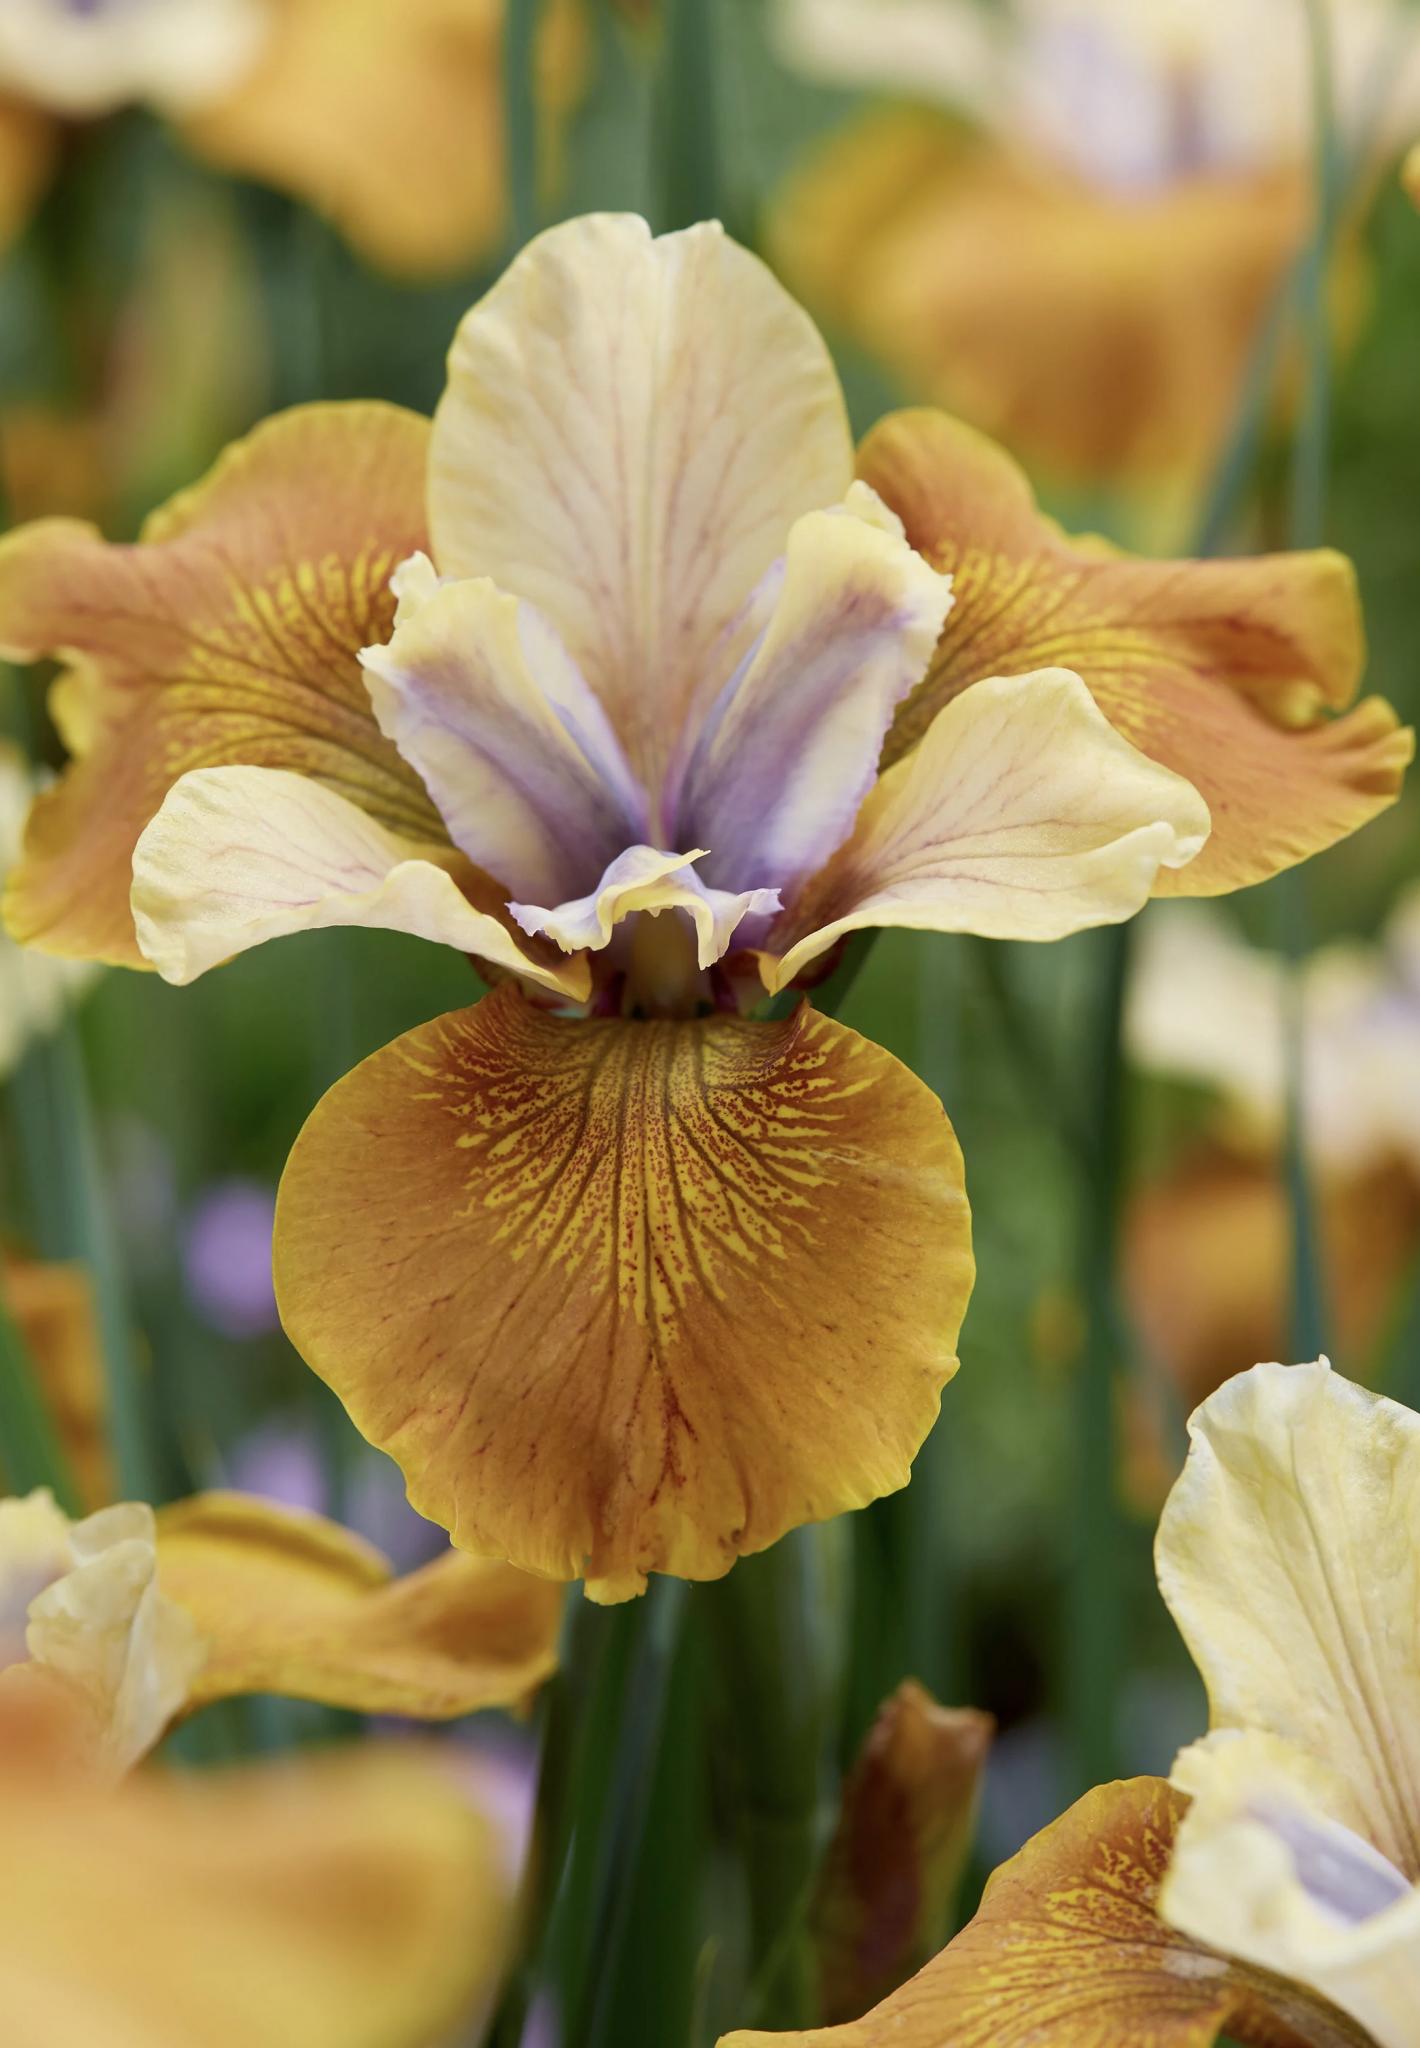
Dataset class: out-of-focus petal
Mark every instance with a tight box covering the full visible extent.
[130,764,588,1000]
[0,1688,511,2048]
[273,984,973,1603]
[0,403,442,968]
[186,0,585,277]
[0,94,54,252]
[155,1491,561,1717]
[1156,1360,1420,1878]
[857,409,1409,894]
[0,0,267,118]
[1,1258,112,1513]
[674,491,953,901]
[773,114,1308,521]
[359,569,646,906]
[812,1680,994,2024]
[762,669,1209,994]
[720,1777,1354,2048]
[1162,1731,1420,2048]
[509,845,779,972]
[428,214,853,790]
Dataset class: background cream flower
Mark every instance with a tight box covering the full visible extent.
[0,0,269,119]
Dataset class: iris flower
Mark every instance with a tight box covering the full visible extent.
[0,1484,561,1771]
[0,1681,511,2048]
[1124,899,1420,1442]
[723,1359,1419,2047]
[772,0,1420,525]
[0,0,584,278]
[0,214,1404,1601]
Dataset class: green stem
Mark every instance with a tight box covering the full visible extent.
[655,0,720,231]
[709,1527,840,2030]
[14,1020,156,1502]
[0,1275,81,1511]
[1063,921,1132,1797]
[504,0,543,254]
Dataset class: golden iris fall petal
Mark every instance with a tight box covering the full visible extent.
[273,984,973,1603]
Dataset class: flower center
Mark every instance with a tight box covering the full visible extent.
[624,908,706,1021]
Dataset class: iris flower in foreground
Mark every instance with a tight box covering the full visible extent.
[724,1359,1419,2047]
[0,1683,510,2048]
[0,1485,561,1771]
[0,214,1404,1599]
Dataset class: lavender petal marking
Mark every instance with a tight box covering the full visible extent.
[1251,1797,1413,1925]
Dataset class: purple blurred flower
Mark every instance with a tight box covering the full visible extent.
[182,1177,278,1337]
[226,1418,448,1573]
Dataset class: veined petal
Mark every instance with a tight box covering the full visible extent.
[720,1778,1362,2048]
[812,1681,994,2024]
[155,1491,561,1718]
[510,844,780,971]
[762,669,1209,995]
[675,491,953,900]
[359,569,646,906]
[1156,1360,1420,1878]
[0,403,443,968]
[273,985,973,1603]
[0,1690,511,2048]
[1161,1734,1420,2048]
[131,766,588,1002]
[428,214,854,789]
[858,409,1410,894]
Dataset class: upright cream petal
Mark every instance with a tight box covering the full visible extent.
[674,493,953,902]
[509,845,779,971]
[762,669,1210,993]
[19,1499,206,1773]
[0,0,268,118]
[1156,1360,1420,1877]
[1161,1731,1420,2048]
[131,765,588,1002]
[428,214,853,790]
[359,571,647,906]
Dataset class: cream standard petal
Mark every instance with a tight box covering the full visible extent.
[132,765,588,1001]
[360,565,647,906]
[428,214,854,788]
[762,668,1210,993]
[1156,1360,1420,1877]
[509,845,779,970]
[675,492,953,902]
[1161,1732,1420,2048]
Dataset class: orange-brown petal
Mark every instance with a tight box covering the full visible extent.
[273,984,974,1603]
[812,1680,994,2024]
[0,402,444,966]
[155,1488,561,1716]
[0,94,55,252]
[1,1256,112,1512]
[722,1778,1368,2048]
[772,114,1307,517]
[859,408,1410,895]
[185,0,586,279]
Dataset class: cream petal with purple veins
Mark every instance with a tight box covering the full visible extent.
[132,765,588,1000]
[509,844,780,969]
[761,668,1211,994]
[427,214,855,788]
[359,573,648,909]
[674,492,954,902]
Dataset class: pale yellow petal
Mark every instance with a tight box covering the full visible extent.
[23,1500,206,1772]
[131,764,588,1001]
[1156,1359,1420,1876]
[509,845,779,971]
[428,213,853,789]
[1161,1731,1420,2048]
[763,668,1210,993]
